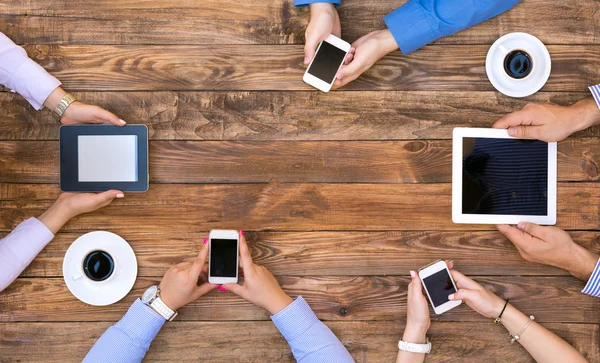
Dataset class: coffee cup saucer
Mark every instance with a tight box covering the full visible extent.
[63,231,137,306]
[486,32,551,98]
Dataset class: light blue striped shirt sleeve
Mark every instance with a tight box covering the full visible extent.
[589,84,600,110]
[581,258,600,298]
[82,299,166,363]
[271,296,354,363]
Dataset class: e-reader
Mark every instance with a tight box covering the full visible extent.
[452,127,557,225]
[60,125,149,192]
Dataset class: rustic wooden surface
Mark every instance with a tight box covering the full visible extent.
[1,0,600,362]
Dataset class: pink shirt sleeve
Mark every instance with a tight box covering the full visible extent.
[0,32,61,110]
[0,217,55,292]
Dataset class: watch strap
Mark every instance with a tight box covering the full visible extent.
[398,338,431,354]
[52,93,77,121]
[149,296,178,321]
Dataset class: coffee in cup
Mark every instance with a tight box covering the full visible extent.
[503,49,533,79]
[83,250,115,281]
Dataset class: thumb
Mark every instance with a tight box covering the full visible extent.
[94,189,124,207]
[93,106,126,126]
[304,36,321,65]
[192,282,217,300]
[222,282,245,297]
[336,56,363,80]
[507,125,541,139]
[517,222,546,239]
[448,288,476,302]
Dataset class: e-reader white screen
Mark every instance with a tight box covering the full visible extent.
[78,135,138,182]
[462,137,548,216]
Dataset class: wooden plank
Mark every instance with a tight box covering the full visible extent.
[13,231,600,278]
[13,45,599,91]
[3,91,598,142]
[1,1,598,45]
[2,138,600,183]
[1,183,599,232]
[0,322,597,362]
[1,276,597,322]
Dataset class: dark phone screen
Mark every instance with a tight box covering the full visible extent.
[210,239,238,277]
[423,269,457,307]
[307,41,347,84]
[462,137,548,215]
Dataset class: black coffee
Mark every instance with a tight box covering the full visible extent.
[83,250,114,281]
[504,50,533,79]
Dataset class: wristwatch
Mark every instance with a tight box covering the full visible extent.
[141,285,178,321]
[398,338,431,354]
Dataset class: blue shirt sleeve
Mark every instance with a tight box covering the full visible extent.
[384,0,522,54]
[589,84,600,110]
[294,0,340,6]
[82,299,166,363]
[271,296,354,363]
[582,258,600,298]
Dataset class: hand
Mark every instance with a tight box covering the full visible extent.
[159,240,216,310]
[304,3,342,65]
[43,87,126,126]
[492,98,600,142]
[333,29,398,89]
[497,223,599,281]
[404,270,430,344]
[38,190,124,234]
[222,231,293,315]
[448,269,505,319]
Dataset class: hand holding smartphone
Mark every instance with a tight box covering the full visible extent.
[303,34,351,92]
[208,230,239,284]
[418,260,462,314]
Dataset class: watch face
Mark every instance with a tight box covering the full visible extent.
[141,285,158,303]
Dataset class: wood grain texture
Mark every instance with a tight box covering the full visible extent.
[14,44,600,91]
[1,276,597,322]
[0,322,598,362]
[1,183,599,232]
[1,0,598,45]
[2,91,598,142]
[2,138,600,183]
[12,231,600,278]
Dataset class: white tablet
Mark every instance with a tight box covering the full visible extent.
[452,128,557,225]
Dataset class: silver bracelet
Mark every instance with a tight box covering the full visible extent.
[510,315,535,344]
[52,93,77,121]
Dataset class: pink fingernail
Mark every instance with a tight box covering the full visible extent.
[517,222,525,231]
[240,230,244,236]
[119,119,126,125]
[116,193,124,198]
[409,270,416,278]
[218,285,227,291]
[508,127,517,136]
[203,238,208,245]
[448,294,455,300]
[304,57,310,64]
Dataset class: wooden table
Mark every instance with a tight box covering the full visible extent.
[1,0,599,361]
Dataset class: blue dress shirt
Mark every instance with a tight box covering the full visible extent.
[294,0,522,54]
[83,296,353,363]
[582,258,600,298]
[590,84,600,110]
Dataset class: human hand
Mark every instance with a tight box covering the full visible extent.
[404,270,430,343]
[304,3,342,65]
[38,190,124,234]
[492,98,600,142]
[333,29,398,89]
[159,240,216,310]
[44,87,125,126]
[497,223,599,281]
[448,269,505,319]
[222,231,293,315]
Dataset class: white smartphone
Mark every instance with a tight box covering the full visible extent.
[208,230,239,284]
[303,34,351,92]
[418,260,462,314]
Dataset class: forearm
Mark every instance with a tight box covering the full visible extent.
[83,300,165,363]
[37,199,74,235]
[0,32,61,110]
[571,97,600,132]
[0,218,54,291]
[271,296,354,363]
[500,305,586,363]
[396,326,427,363]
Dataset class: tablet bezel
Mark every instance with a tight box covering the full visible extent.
[452,127,557,225]
[60,125,149,192]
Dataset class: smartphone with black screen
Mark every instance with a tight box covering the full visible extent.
[303,34,351,92]
[208,230,239,284]
[418,260,462,314]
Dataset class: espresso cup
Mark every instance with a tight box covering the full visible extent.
[501,48,534,80]
[72,250,115,282]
